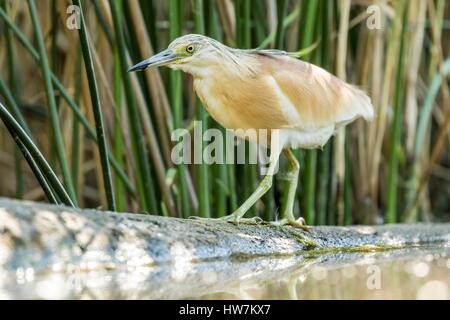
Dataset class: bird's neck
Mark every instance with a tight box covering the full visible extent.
[171,51,260,80]
[179,65,215,79]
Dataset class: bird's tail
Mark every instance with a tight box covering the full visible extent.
[334,85,374,129]
[351,86,374,121]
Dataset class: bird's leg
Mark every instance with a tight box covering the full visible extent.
[271,149,310,230]
[190,174,273,225]
[190,141,282,225]
[219,174,274,224]
[218,145,282,225]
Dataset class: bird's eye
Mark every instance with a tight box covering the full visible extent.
[186,45,195,53]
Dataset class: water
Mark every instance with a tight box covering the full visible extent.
[1,244,449,299]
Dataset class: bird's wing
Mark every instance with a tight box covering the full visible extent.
[259,54,373,132]
[243,49,288,57]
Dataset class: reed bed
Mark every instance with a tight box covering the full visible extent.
[0,0,448,224]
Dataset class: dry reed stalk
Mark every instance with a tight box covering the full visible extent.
[266,0,277,46]
[129,70,177,216]
[366,0,383,223]
[128,0,173,167]
[405,0,426,156]
[411,0,450,202]
[334,0,351,225]
[60,26,81,166]
[354,23,372,222]
[216,0,236,45]
[369,0,405,221]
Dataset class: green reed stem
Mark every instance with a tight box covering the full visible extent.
[204,0,227,217]
[236,0,258,216]
[48,0,59,169]
[236,0,251,47]
[314,0,331,225]
[2,1,23,199]
[252,0,267,43]
[139,0,158,52]
[387,2,408,223]
[74,0,116,211]
[275,0,288,49]
[0,78,41,201]
[316,144,331,225]
[113,45,126,212]
[0,76,31,137]
[169,0,191,217]
[324,0,335,226]
[6,122,58,204]
[298,0,318,225]
[258,8,299,50]
[0,102,73,206]
[326,140,335,225]
[343,140,352,225]
[110,0,157,213]
[194,0,211,218]
[0,6,136,196]
[27,0,77,204]
[405,58,450,220]
[71,46,82,200]
[1,70,56,203]
[92,0,113,45]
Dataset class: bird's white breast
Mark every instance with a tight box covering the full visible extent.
[279,126,336,150]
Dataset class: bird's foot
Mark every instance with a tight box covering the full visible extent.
[270,217,311,231]
[219,213,264,225]
[188,216,217,222]
[189,213,263,226]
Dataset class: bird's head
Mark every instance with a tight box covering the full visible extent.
[128,34,229,77]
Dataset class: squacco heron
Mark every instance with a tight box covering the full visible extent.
[129,34,373,229]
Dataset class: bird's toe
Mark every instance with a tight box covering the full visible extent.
[270,217,311,231]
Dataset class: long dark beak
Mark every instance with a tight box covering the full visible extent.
[127,49,176,72]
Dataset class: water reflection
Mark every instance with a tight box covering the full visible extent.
[1,245,449,299]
